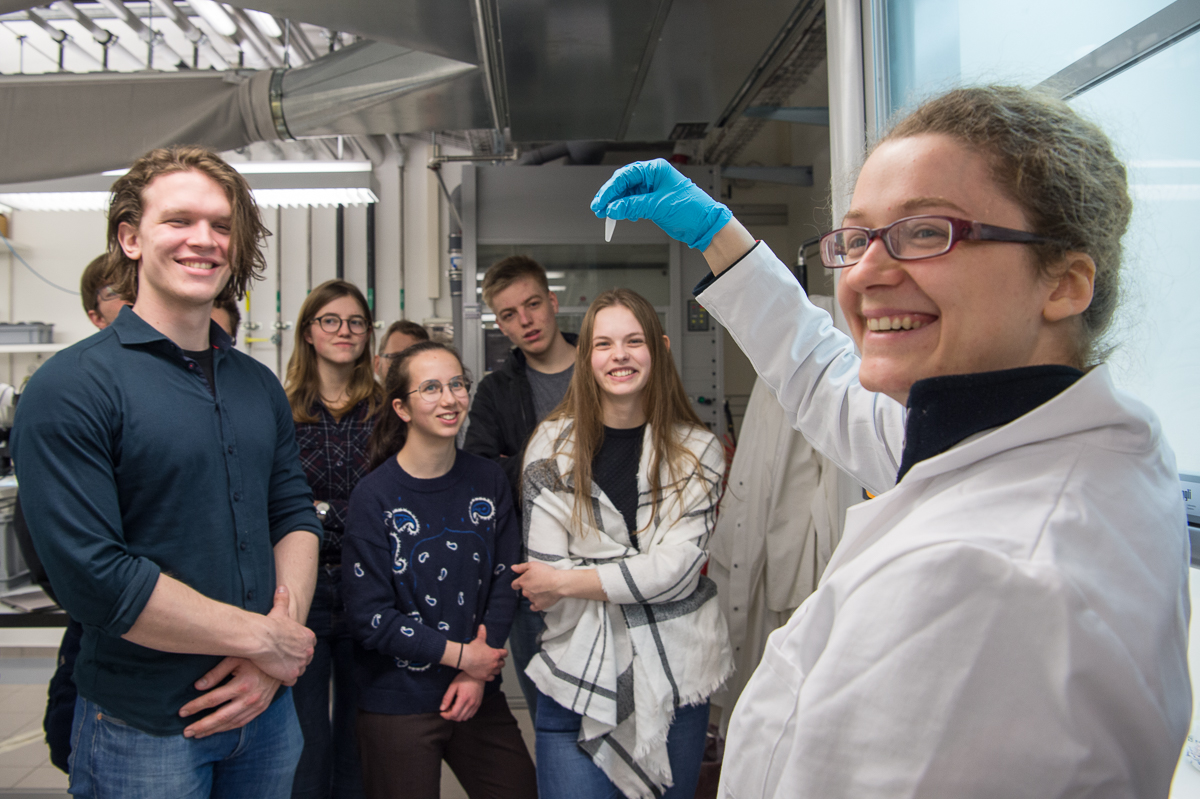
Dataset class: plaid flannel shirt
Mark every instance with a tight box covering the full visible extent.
[295,400,374,564]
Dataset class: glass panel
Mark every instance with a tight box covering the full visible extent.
[886,0,1175,115]
[476,243,671,311]
[1070,32,1200,473]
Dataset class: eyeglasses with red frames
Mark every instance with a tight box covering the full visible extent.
[819,215,1066,268]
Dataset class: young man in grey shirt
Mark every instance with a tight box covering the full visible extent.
[463,255,576,721]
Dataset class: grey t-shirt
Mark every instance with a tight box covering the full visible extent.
[528,363,574,422]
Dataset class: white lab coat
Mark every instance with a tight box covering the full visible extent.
[709,371,840,728]
[698,244,1191,798]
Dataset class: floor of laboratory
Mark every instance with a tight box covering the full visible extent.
[0,644,536,799]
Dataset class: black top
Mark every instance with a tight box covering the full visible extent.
[898,365,1084,481]
[593,424,646,548]
[182,346,215,397]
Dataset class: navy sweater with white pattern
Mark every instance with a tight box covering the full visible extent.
[343,450,520,715]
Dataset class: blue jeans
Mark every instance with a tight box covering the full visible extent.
[534,691,709,799]
[507,596,544,722]
[290,565,364,799]
[68,688,302,799]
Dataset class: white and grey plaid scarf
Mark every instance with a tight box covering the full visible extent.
[522,419,733,799]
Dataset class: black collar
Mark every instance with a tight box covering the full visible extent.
[897,365,1083,481]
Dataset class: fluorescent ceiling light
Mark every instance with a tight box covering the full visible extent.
[252,188,378,208]
[101,161,373,176]
[0,188,379,212]
[245,9,282,38]
[0,192,111,212]
[191,0,238,37]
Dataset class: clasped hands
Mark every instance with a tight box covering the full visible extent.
[180,585,315,739]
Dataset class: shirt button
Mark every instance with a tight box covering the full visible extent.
[336,460,343,466]
[240,541,248,551]
[227,445,234,454]
[233,492,242,501]
[188,364,194,369]
[246,589,255,601]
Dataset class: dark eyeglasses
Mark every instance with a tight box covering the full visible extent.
[311,314,368,335]
[406,377,472,403]
[819,215,1066,268]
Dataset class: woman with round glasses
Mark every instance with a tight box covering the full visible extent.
[591,86,1189,797]
[342,341,536,799]
[284,279,383,799]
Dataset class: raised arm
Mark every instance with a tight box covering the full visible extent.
[591,159,905,493]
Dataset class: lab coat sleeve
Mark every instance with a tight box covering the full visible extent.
[595,430,723,605]
[726,543,1160,798]
[696,243,905,495]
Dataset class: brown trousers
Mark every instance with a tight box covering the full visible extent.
[356,691,537,799]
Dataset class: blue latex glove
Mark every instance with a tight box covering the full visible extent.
[591,159,732,251]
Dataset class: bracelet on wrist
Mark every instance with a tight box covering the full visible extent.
[456,642,463,669]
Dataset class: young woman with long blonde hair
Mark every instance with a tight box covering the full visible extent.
[284,279,383,799]
[512,288,731,799]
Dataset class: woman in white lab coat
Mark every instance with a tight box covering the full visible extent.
[590,86,1190,798]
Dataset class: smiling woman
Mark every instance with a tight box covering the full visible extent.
[511,288,730,799]
[591,86,1190,798]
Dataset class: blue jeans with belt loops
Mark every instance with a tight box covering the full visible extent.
[67,689,303,799]
[534,690,709,799]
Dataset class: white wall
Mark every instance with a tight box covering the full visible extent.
[0,135,461,390]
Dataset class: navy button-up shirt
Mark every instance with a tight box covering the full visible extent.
[12,307,322,734]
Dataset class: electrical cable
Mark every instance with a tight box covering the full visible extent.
[0,231,80,295]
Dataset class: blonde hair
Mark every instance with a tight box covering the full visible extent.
[284,280,383,423]
[542,288,711,536]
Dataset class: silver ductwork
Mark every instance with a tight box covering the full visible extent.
[0,41,483,183]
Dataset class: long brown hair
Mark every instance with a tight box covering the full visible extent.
[543,288,710,536]
[285,280,383,423]
[367,341,464,471]
[107,145,267,304]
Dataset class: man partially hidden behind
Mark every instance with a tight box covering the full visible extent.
[80,253,131,329]
[12,146,322,799]
[463,255,576,720]
[373,318,429,379]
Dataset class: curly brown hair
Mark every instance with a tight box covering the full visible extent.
[106,145,268,305]
[879,86,1131,365]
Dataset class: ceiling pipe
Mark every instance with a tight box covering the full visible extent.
[24,7,102,70]
[285,23,318,64]
[93,0,189,66]
[226,6,283,67]
[52,0,144,70]
[146,0,229,70]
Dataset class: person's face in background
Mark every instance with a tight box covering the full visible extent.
[490,277,560,358]
[87,285,131,330]
[304,294,370,370]
[375,330,424,379]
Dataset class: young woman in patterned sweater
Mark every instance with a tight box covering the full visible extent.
[284,279,384,799]
[343,341,536,799]
[512,289,732,799]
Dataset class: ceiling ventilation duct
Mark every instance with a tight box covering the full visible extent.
[0,41,479,183]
